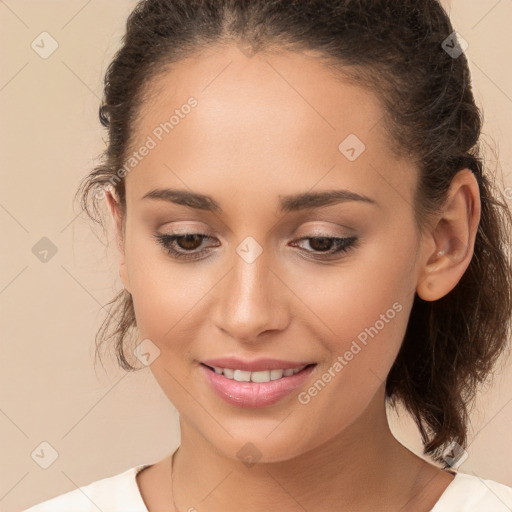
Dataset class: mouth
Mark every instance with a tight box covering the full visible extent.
[200,362,317,383]
[199,362,318,408]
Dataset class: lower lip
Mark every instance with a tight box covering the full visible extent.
[200,363,317,408]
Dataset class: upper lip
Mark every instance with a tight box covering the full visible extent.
[201,357,316,372]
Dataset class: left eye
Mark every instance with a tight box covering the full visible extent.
[291,236,358,256]
[153,232,358,261]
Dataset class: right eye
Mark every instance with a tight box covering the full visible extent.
[153,232,217,261]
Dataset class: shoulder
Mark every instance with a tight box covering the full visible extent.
[432,472,512,511]
[22,464,150,512]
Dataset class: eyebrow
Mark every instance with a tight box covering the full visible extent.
[141,188,377,213]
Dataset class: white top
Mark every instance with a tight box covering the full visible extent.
[22,465,512,512]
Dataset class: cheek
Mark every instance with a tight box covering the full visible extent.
[290,231,417,406]
[123,226,203,345]
[294,235,416,346]
[290,262,413,447]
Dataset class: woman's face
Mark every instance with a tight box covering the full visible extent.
[113,46,429,462]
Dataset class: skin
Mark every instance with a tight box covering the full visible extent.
[106,45,480,511]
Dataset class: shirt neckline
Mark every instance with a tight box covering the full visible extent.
[132,464,153,512]
[429,471,462,508]
[130,464,461,511]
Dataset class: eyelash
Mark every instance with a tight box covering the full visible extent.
[153,232,358,261]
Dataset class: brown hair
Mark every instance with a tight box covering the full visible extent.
[76,0,512,464]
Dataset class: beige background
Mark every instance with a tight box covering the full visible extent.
[1,1,511,510]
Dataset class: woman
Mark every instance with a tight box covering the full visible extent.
[24,0,512,510]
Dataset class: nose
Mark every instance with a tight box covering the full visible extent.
[213,248,290,343]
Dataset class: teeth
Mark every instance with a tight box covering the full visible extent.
[211,365,308,383]
[223,368,235,379]
[233,369,251,382]
[270,369,284,380]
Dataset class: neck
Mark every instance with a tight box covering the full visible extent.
[171,387,438,512]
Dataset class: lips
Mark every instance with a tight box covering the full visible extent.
[199,358,318,408]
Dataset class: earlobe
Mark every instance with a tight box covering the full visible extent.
[105,189,131,294]
[416,169,481,302]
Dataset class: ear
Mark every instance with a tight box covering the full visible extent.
[416,169,481,301]
[105,188,131,294]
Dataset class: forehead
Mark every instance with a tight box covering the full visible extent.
[125,45,415,212]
